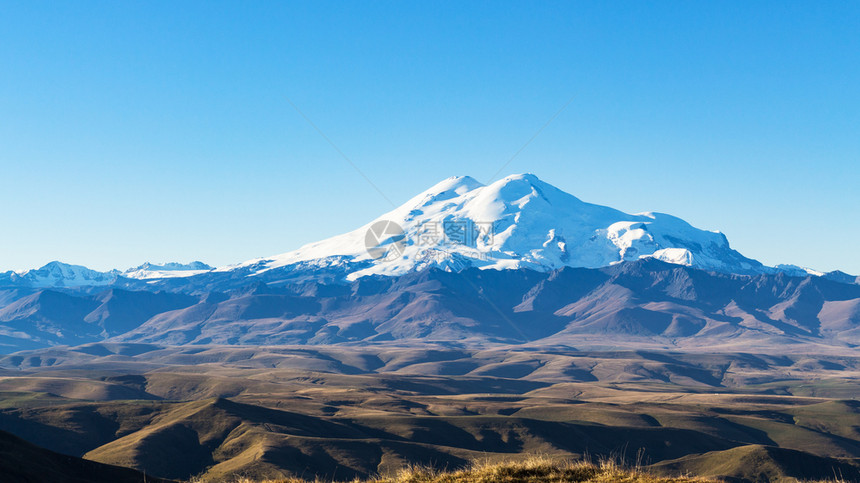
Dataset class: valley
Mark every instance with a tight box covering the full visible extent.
[3,345,860,482]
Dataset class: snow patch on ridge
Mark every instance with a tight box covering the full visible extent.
[123,261,214,280]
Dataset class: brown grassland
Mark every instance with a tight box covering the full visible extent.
[4,346,860,483]
[225,457,714,483]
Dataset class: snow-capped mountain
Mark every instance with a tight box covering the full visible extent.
[0,261,214,287]
[123,261,213,280]
[1,174,854,289]
[235,174,764,280]
[2,174,860,353]
[773,264,825,277]
[0,262,119,288]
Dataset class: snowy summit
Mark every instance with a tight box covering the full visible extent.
[240,174,763,280]
[4,174,845,288]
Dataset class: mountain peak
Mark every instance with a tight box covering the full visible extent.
[123,261,214,280]
[13,261,119,288]
[128,261,212,272]
[479,173,590,210]
[404,175,484,211]
[248,173,765,280]
[487,173,550,200]
[2,174,838,289]
[496,172,544,187]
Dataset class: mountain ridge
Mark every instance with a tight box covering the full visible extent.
[2,259,859,354]
[232,173,767,280]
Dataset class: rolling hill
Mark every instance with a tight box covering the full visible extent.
[0,428,173,483]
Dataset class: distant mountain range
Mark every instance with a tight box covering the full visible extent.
[2,259,860,354]
[0,174,858,354]
[0,261,213,288]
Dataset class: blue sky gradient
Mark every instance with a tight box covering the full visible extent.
[1,1,858,273]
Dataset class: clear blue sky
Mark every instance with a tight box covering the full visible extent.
[1,1,858,273]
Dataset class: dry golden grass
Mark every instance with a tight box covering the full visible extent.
[225,456,715,483]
